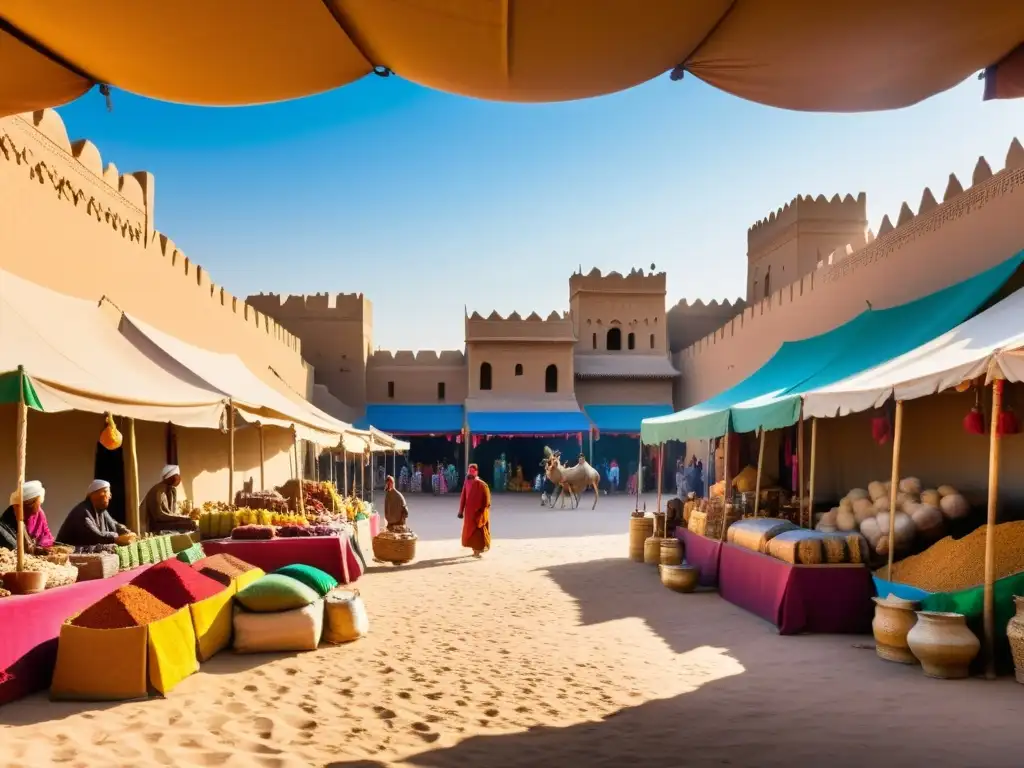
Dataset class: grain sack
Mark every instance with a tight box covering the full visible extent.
[818,533,848,564]
[766,530,825,565]
[323,589,369,644]
[844,533,869,564]
[232,599,324,654]
[727,518,798,553]
[733,465,758,494]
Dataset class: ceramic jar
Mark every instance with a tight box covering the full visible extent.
[906,611,980,679]
[1007,596,1024,684]
[660,538,684,566]
[871,595,919,664]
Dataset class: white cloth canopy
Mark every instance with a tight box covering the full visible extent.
[802,285,1024,419]
[0,269,226,428]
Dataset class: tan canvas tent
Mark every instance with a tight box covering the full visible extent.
[0,1,1020,115]
[0,268,227,428]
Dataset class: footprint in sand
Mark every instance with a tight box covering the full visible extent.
[284,667,298,676]
[515,706,531,714]
[373,706,397,720]
[483,708,499,718]
[224,702,248,715]
[252,716,275,739]
[244,684,258,692]
[397,691,412,700]
[425,692,444,701]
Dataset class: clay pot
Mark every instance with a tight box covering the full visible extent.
[1,570,47,595]
[871,595,919,664]
[628,516,654,562]
[659,538,683,566]
[1007,596,1024,684]
[906,611,980,679]
[659,563,699,593]
[644,535,667,565]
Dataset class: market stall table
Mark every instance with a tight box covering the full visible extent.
[0,566,151,706]
[676,528,722,587]
[202,535,361,584]
[717,542,874,635]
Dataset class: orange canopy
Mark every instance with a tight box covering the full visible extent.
[0,1,1021,115]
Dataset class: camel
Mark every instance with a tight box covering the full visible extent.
[544,452,601,510]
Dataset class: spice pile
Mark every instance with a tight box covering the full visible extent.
[0,547,79,589]
[129,560,224,609]
[193,553,258,587]
[234,490,289,514]
[72,585,176,629]
[231,524,275,540]
[877,521,1024,592]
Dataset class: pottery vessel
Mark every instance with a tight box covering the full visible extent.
[660,563,699,593]
[871,595,919,664]
[1007,596,1024,684]
[659,538,684,566]
[644,535,667,565]
[628,516,654,562]
[906,611,980,679]
[1,570,46,595]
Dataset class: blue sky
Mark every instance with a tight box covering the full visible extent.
[57,74,1024,352]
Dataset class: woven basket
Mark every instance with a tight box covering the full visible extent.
[68,553,119,581]
[372,534,417,565]
[45,552,70,566]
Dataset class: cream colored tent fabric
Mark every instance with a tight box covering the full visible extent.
[0,1,1020,114]
[121,314,353,445]
[0,269,226,427]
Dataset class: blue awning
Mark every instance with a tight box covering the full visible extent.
[585,404,674,435]
[355,404,464,435]
[467,410,592,436]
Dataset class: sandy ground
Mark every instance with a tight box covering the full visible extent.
[2,492,1023,767]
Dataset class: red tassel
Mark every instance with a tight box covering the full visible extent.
[998,409,1020,436]
[963,407,986,435]
[871,416,891,445]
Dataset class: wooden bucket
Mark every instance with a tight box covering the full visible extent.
[644,535,666,565]
[660,538,683,566]
[628,516,654,562]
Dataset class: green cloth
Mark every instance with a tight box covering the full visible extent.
[176,542,205,565]
[920,570,1024,674]
[0,369,43,410]
[235,574,320,613]
[641,250,1024,444]
[275,564,339,597]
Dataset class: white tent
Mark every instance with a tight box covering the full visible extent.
[0,269,226,428]
[802,285,1024,418]
[120,314,364,449]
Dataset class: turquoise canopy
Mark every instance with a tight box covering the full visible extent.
[641,251,1024,445]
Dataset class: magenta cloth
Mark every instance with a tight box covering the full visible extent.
[25,509,55,549]
[369,512,381,538]
[201,535,360,584]
[717,542,874,635]
[0,565,149,706]
[677,528,722,587]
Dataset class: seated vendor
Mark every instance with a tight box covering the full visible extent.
[141,464,198,533]
[57,479,136,547]
[1,480,55,553]
[383,474,408,530]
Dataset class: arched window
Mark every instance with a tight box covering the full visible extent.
[479,362,492,391]
[763,266,772,299]
[514,363,523,376]
[606,327,622,351]
[545,364,558,393]
[592,332,597,349]
[627,332,636,350]
[650,333,655,349]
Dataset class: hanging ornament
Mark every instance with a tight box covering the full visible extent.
[963,387,985,435]
[99,414,122,450]
[998,408,1020,436]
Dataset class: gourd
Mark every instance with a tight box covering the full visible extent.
[99,414,122,451]
[899,477,922,496]
[937,484,959,498]
[873,495,890,513]
[847,488,870,502]
[939,493,970,520]
[836,508,856,532]
[920,489,941,507]
[868,481,887,502]
[909,502,944,540]
[852,498,875,525]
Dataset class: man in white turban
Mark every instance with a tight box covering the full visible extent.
[140,464,197,534]
[56,479,135,547]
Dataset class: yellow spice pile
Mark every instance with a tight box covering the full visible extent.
[878,521,1024,592]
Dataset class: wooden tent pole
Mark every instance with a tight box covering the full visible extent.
[14,367,27,573]
[797,413,805,527]
[886,400,905,575]
[636,439,643,509]
[984,379,1004,680]
[125,418,141,534]
[656,444,664,513]
[808,417,818,529]
[293,426,305,516]
[343,450,348,496]
[258,423,265,491]
[753,428,765,517]
[719,432,732,541]
[227,402,235,505]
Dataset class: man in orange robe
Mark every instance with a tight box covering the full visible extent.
[458,464,491,557]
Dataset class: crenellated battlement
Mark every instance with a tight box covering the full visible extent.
[465,308,576,343]
[247,291,369,321]
[680,136,1024,374]
[368,350,466,367]
[747,192,868,259]
[0,108,304,358]
[569,267,666,297]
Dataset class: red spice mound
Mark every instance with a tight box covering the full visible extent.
[72,585,176,629]
[193,553,257,586]
[129,559,224,609]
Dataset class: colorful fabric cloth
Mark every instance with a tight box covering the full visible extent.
[458,478,491,553]
[1,504,54,548]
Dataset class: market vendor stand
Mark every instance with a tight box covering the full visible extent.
[202,536,361,584]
